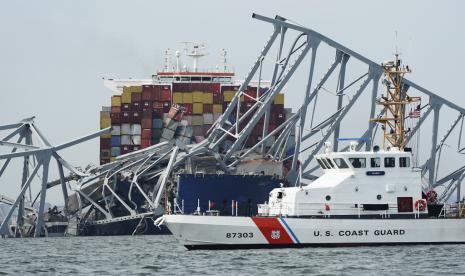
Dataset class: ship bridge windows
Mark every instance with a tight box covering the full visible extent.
[399,157,410,168]
[384,157,396,168]
[333,158,349,169]
[325,158,335,168]
[316,158,328,169]
[370,157,381,168]
[349,158,366,168]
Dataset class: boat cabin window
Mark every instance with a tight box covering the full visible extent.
[370,157,380,168]
[277,191,283,199]
[399,157,410,167]
[333,158,349,168]
[384,157,395,168]
[325,158,335,168]
[348,158,366,168]
[321,158,332,169]
[316,158,328,169]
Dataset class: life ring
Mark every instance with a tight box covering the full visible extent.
[414,199,427,211]
[324,203,331,211]
[426,190,438,204]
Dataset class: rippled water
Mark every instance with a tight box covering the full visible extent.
[1,235,465,275]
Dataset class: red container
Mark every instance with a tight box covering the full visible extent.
[161,90,171,101]
[111,106,121,114]
[142,101,152,112]
[142,91,152,101]
[141,118,152,129]
[121,112,131,123]
[142,129,152,140]
[244,90,257,102]
[142,109,153,118]
[213,93,223,104]
[131,111,141,122]
[173,83,188,92]
[141,138,151,149]
[110,112,121,124]
[203,104,213,113]
[210,83,221,93]
[142,85,153,93]
[121,103,131,111]
[100,138,111,149]
[272,104,284,113]
[132,101,141,111]
[153,101,164,109]
[152,86,161,101]
[184,103,193,115]
[131,92,142,102]
[152,108,163,119]
[120,145,131,155]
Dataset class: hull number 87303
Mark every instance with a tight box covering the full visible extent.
[226,232,254,238]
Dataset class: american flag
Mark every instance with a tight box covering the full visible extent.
[409,108,421,118]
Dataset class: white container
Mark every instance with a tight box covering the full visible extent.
[130,124,142,135]
[121,124,131,135]
[161,128,175,140]
[111,125,121,136]
[203,114,214,125]
[213,114,221,121]
[121,135,131,145]
[131,135,141,145]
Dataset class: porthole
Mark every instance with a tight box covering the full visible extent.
[376,194,382,200]
[325,195,331,201]
[355,187,359,192]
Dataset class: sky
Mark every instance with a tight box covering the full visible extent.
[1,0,464,204]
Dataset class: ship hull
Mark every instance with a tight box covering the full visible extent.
[163,215,465,250]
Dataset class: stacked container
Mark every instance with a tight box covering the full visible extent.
[100,82,285,164]
[100,107,112,164]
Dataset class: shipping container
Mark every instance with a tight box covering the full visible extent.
[141,138,151,149]
[100,149,111,159]
[172,92,183,104]
[161,90,171,101]
[121,135,131,145]
[131,111,141,122]
[203,113,214,124]
[152,119,163,129]
[142,129,152,140]
[111,96,122,107]
[141,118,152,129]
[191,115,203,126]
[274,93,284,105]
[213,104,222,114]
[130,124,142,135]
[111,136,121,147]
[121,91,132,104]
[100,138,111,149]
[110,112,121,124]
[121,112,131,123]
[193,103,203,114]
[203,104,213,113]
[121,103,131,112]
[121,123,131,135]
[182,93,193,103]
[132,101,141,111]
[111,125,121,136]
[131,135,141,145]
[111,147,121,157]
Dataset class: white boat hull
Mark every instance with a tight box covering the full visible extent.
[163,215,465,250]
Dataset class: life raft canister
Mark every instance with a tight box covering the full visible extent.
[415,199,427,211]
[426,190,438,204]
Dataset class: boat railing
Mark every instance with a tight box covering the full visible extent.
[438,202,465,218]
[259,202,406,218]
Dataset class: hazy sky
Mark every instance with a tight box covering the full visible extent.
[1,0,464,204]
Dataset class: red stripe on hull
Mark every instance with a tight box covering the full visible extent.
[251,217,293,244]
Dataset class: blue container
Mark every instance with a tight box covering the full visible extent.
[152,119,163,129]
[111,147,121,157]
[111,135,121,147]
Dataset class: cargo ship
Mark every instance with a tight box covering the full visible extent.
[74,44,292,235]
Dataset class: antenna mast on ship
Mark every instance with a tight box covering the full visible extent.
[373,54,420,151]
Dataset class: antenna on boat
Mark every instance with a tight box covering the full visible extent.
[372,54,420,151]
